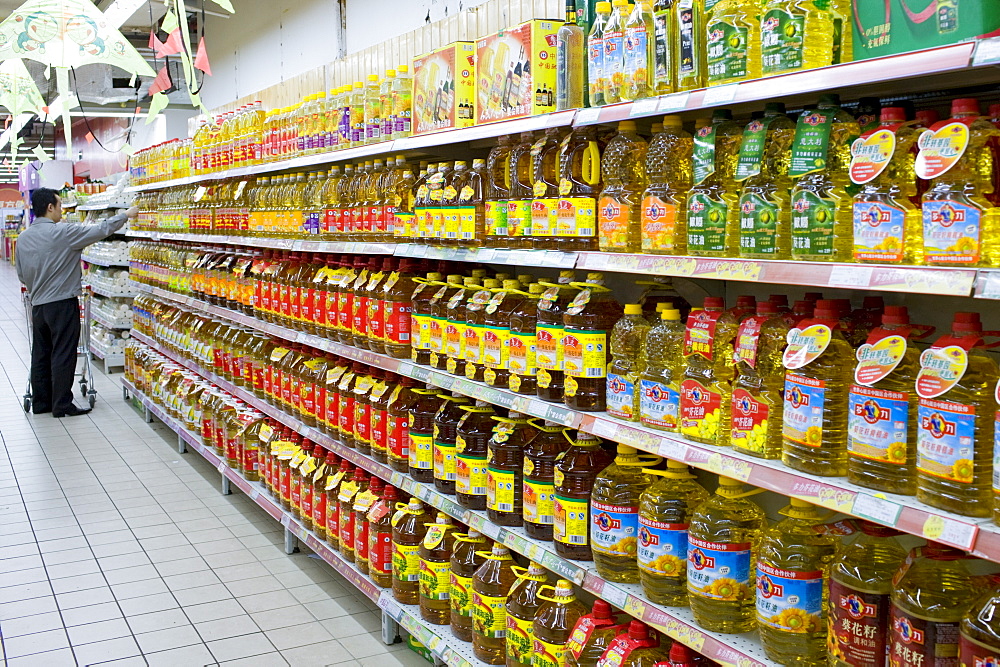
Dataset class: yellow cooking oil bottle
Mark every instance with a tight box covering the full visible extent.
[641,115,692,254]
[827,521,906,667]
[756,498,839,666]
[687,477,766,633]
[419,512,456,625]
[959,576,1000,667]
[686,109,743,257]
[916,312,999,517]
[918,98,1000,267]
[598,121,648,253]
[847,306,931,496]
[788,94,860,262]
[674,0,705,91]
[533,580,587,667]
[591,445,658,583]
[760,0,835,77]
[450,530,488,642]
[638,459,709,606]
[681,297,738,445]
[472,543,518,665]
[891,542,979,666]
[737,102,797,259]
[505,561,548,667]
[638,308,684,432]
[731,300,790,459]
[781,299,855,477]
[851,106,924,265]
[606,305,651,421]
[565,600,624,667]
[705,0,761,86]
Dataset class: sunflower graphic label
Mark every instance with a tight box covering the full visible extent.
[848,385,909,465]
[598,196,632,251]
[916,398,976,484]
[890,607,961,667]
[641,196,680,253]
[639,380,680,430]
[828,579,891,666]
[637,518,689,578]
[922,199,982,264]
[536,322,565,372]
[852,201,906,263]
[756,561,824,633]
[591,500,639,556]
[687,536,752,601]
[607,373,637,420]
[783,374,826,448]
[915,122,970,181]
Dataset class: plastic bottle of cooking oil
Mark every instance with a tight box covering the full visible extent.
[602,0,628,104]
[781,299,855,476]
[673,0,705,91]
[556,126,602,251]
[392,498,428,604]
[419,512,456,625]
[851,107,924,265]
[588,2,611,107]
[598,121,648,253]
[705,0,761,86]
[760,0,835,77]
[891,543,979,666]
[789,94,860,262]
[737,102,796,259]
[681,297,738,445]
[485,136,514,247]
[524,421,571,540]
[554,432,613,560]
[563,273,623,412]
[959,577,1000,667]
[591,445,657,582]
[686,110,743,257]
[603,620,670,667]
[637,460,708,606]
[687,477,766,633]
[642,115,692,254]
[450,530,488,642]
[537,272,579,404]
[533,580,587,667]
[756,498,839,666]
[622,2,655,101]
[565,600,623,667]
[847,306,927,496]
[472,544,518,665]
[505,562,547,667]
[919,98,1000,267]
[916,312,999,517]
[606,305,651,421]
[827,521,906,667]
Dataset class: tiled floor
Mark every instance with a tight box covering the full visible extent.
[0,262,427,666]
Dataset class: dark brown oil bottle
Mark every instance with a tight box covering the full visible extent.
[473,544,518,664]
[483,279,527,388]
[388,376,421,473]
[410,272,445,366]
[487,412,537,527]
[433,392,472,495]
[428,274,464,370]
[508,283,545,395]
[456,400,497,510]
[523,421,571,541]
[450,530,488,641]
[562,273,622,412]
[505,562,549,667]
[391,498,428,604]
[409,386,446,483]
[537,271,578,403]
[554,432,613,561]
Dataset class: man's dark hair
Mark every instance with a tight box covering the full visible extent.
[31,188,60,218]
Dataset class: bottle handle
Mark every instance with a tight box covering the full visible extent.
[584,141,601,186]
[535,585,558,603]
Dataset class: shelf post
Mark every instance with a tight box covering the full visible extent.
[284,527,297,555]
[177,434,186,455]
[380,612,400,646]
[221,474,231,496]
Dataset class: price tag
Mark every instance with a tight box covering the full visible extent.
[575,107,602,125]
[829,265,873,288]
[974,37,1000,66]
[280,514,292,528]
[193,186,207,201]
[601,584,629,608]
[477,249,497,262]
[976,270,1000,299]
[623,596,646,617]
[657,438,687,462]
[527,543,546,562]
[851,493,902,526]
[217,460,228,473]
[921,514,979,551]
[480,521,504,541]
[658,92,690,112]
[629,98,660,118]
[589,419,619,440]
[701,84,739,106]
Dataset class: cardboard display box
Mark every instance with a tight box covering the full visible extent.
[412,42,476,136]
[476,19,561,125]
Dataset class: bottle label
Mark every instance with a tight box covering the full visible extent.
[687,536,752,601]
[533,638,569,667]
[523,479,555,525]
[590,500,638,556]
[456,454,488,496]
[433,441,457,482]
[789,110,834,177]
[598,197,632,249]
[465,324,484,364]
[790,190,838,256]
[731,388,771,455]
[734,315,768,368]
[532,198,557,238]
[692,125,718,185]
[677,6,696,76]
[451,572,474,617]
[853,201,907,263]
[384,302,412,344]
[735,118,772,181]
[623,23,650,92]
[409,432,433,470]
[486,468,516,513]
[388,414,409,460]
[563,330,607,379]
[848,385,909,465]
[889,606,960,667]
[761,9,805,75]
[482,326,509,369]
[755,561,824,633]
[639,380,680,430]
[606,373,636,420]
[828,579,891,666]
[687,192,728,254]
[680,379,723,441]
[369,529,392,575]
[588,36,606,100]
[419,559,451,600]
[458,206,478,241]
[684,309,722,360]
[392,543,421,582]
[486,200,508,237]
[922,200,982,264]
[917,398,976,484]
[508,332,537,377]
[638,518,689,577]
[554,495,589,546]
[783,324,833,370]
[916,346,968,399]
[706,19,748,83]
[507,614,535,664]
[959,634,1000,667]
[850,129,896,184]
[915,122,970,180]
[507,200,532,238]
[855,335,908,386]
[557,197,597,237]
[445,320,466,360]
[739,193,781,255]
[472,593,507,639]
[641,196,680,252]
[536,325,565,371]
[782,373,827,448]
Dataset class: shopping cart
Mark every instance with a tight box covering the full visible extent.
[21,285,98,413]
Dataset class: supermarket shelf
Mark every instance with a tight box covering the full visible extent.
[121,377,496,667]
[91,309,133,330]
[125,335,772,667]
[87,281,138,299]
[126,230,395,255]
[393,245,577,269]
[82,254,131,268]
[134,282,1000,560]
[89,340,125,367]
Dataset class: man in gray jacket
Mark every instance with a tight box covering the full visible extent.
[16,188,137,417]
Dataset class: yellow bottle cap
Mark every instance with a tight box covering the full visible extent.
[398,65,408,73]
[655,303,669,312]
[386,69,396,77]
[502,279,520,290]
[483,279,502,289]
[625,304,643,315]
[355,81,364,89]
[368,74,379,82]
[661,309,681,320]
[618,120,637,131]
[529,283,546,295]
[597,1,612,10]
[663,115,683,128]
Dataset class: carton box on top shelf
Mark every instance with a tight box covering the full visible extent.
[853,0,1000,61]
[412,41,477,136]
[475,19,560,125]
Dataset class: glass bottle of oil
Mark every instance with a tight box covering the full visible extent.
[554,432,613,560]
[410,386,446,484]
[486,137,515,247]
[781,299,855,477]
[456,401,497,511]
[591,445,656,582]
[687,477,766,633]
[891,542,979,666]
[524,421,571,541]
[367,484,397,589]
[828,521,906,667]
[706,0,761,86]
[916,312,998,517]
[598,121,648,253]
[533,580,588,667]
[537,272,579,403]
[487,412,537,527]
[686,109,743,257]
[756,498,839,665]
[434,392,472,495]
[641,115,692,254]
[451,530,488,641]
[419,512,456,625]
[392,498,428,604]
[674,0,705,91]
[959,577,1000,667]
[506,562,548,667]
[681,296,739,445]
[565,600,623,667]
[563,273,623,412]
[473,544,518,665]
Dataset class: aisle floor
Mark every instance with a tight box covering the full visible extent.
[0,262,423,666]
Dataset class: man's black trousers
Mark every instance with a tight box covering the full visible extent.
[30,297,80,414]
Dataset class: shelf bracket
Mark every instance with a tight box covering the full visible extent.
[284,528,297,555]
[380,612,399,646]
[221,474,231,496]
[177,434,186,455]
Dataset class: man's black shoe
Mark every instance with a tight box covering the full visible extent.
[32,405,52,414]
[54,405,92,418]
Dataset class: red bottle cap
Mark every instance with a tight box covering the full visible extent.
[703,297,725,309]
[813,299,840,319]
[953,98,980,115]
[627,620,649,640]
[882,306,909,325]
[953,312,983,334]
[592,600,614,619]
[736,295,756,308]
[880,107,907,123]
[756,301,778,316]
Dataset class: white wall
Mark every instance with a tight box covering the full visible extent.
[343,0,490,54]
